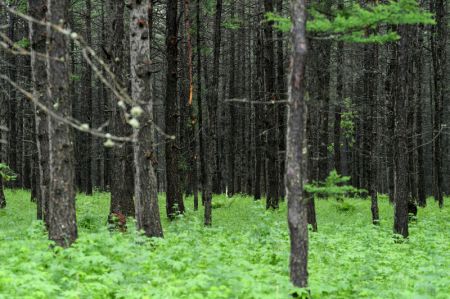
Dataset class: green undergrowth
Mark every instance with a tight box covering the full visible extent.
[0,189,449,298]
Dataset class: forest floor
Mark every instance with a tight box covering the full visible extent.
[0,190,449,298]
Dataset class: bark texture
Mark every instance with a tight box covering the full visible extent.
[46,0,78,247]
[130,0,163,237]
[107,0,135,219]
[165,0,184,219]
[287,0,308,288]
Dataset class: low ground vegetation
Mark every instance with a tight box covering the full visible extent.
[0,190,448,298]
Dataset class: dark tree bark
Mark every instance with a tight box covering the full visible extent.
[130,0,163,238]
[46,0,78,247]
[287,0,308,288]
[393,26,411,239]
[227,0,237,197]
[385,48,396,204]
[253,29,264,201]
[0,178,5,209]
[28,0,49,222]
[363,33,379,224]
[203,0,223,226]
[165,0,184,219]
[180,0,199,210]
[195,0,207,209]
[276,0,286,200]
[263,0,279,210]
[7,5,18,188]
[430,0,447,209]
[414,29,426,207]
[106,0,135,220]
[80,0,93,195]
[333,6,343,175]
[0,45,6,208]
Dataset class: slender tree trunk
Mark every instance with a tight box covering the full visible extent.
[7,5,17,188]
[287,0,308,287]
[334,24,343,174]
[183,0,199,210]
[130,0,163,238]
[46,0,78,247]
[227,0,236,197]
[415,28,426,207]
[393,26,410,239]
[263,0,279,210]
[165,0,184,219]
[196,0,207,208]
[276,0,286,200]
[80,0,93,195]
[253,29,263,200]
[364,30,379,224]
[385,43,396,204]
[106,0,135,220]
[431,0,446,208]
[204,0,223,225]
[28,0,49,222]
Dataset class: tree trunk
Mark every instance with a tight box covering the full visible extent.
[165,0,184,219]
[415,28,426,207]
[287,0,308,288]
[263,0,279,210]
[28,0,49,222]
[204,0,223,226]
[196,0,207,209]
[393,26,410,239]
[227,0,237,197]
[46,0,78,247]
[130,0,163,238]
[253,29,264,200]
[80,0,93,195]
[364,32,379,224]
[431,0,446,209]
[7,5,18,188]
[106,0,135,220]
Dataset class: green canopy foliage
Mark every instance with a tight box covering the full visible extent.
[265,0,435,43]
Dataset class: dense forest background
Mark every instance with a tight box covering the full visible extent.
[0,0,448,296]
